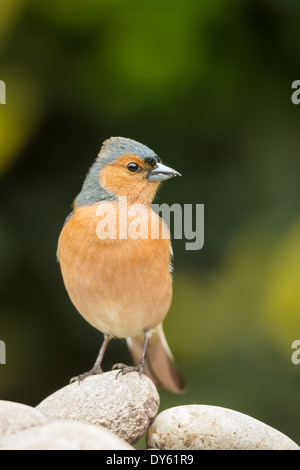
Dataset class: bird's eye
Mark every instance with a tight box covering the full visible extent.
[126,162,139,172]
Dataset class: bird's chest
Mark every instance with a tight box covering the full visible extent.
[57,203,173,336]
[59,202,170,280]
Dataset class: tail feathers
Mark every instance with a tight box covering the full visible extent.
[127,324,185,393]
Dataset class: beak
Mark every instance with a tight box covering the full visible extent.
[148,162,182,182]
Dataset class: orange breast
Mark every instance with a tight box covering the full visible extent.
[57,202,173,338]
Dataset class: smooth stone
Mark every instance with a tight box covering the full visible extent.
[147,405,300,450]
[0,400,51,444]
[37,370,160,445]
[0,420,133,450]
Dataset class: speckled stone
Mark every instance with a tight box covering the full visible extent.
[0,400,51,445]
[147,405,300,450]
[0,420,133,450]
[37,370,160,445]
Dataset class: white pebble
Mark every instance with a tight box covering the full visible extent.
[37,370,160,445]
[147,405,299,450]
[0,400,51,444]
[1,420,133,450]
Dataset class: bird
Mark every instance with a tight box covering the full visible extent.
[57,137,185,393]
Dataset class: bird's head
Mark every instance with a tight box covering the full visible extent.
[74,137,181,207]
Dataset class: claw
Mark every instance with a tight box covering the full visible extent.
[112,362,145,378]
[112,363,127,371]
[69,366,103,384]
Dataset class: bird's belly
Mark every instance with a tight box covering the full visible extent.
[57,207,172,338]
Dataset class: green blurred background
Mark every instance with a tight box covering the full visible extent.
[1,0,300,447]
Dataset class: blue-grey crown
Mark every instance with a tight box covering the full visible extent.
[102,137,159,163]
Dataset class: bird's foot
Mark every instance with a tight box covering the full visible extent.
[69,366,103,384]
[112,362,145,378]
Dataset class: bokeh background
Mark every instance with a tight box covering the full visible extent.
[1,0,300,447]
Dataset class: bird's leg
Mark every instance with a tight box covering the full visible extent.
[70,334,111,384]
[112,330,152,378]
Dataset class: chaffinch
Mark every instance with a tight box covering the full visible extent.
[57,137,185,392]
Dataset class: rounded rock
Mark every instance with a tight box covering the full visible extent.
[147,405,299,450]
[0,420,133,450]
[0,400,51,444]
[37,370,160,445]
